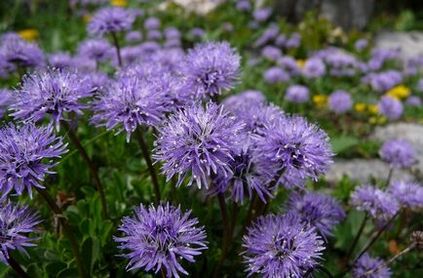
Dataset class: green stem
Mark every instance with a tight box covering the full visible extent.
[135,128,161,204]
[62,121,109,218]
[345,213,368,261]
[35,187,88,278]
[110,31,122,67]
[213,193,230,278]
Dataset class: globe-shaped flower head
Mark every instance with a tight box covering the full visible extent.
[352,253,391,278]
[287,192,345,238]
[0,201,40,265]
[388,181,423,210]
[285,85,310,103]
[0,35,44,69]
[328,90,353,114]
[255,116,333,188]
[378,96,403,121]
[350,185,399,223]
[154,102,244,189]
[88,7,135,36]
[183,42,240,99]
[115,203,207,277]
[77,39,113,63]
[379,139,416,169]
[92,74,170,141]
[0,124,67,198]
[242,212,325,277]
[11,69,94,128]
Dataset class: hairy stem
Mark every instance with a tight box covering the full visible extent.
[135,128,161,204]
[62,121,108,218]
[35,187,88,278]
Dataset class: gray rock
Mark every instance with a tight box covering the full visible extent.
[326,159,414,183]
[375,32,423,60]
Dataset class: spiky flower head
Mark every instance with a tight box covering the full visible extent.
[350,185,399,222]
[0,201,40,265]
[379,139,416,169]
[11,69,93,128]
[0,89,13,118]
[91,74,169,141]
[115,203,207,278]
[153,102,244,189]
[88,7,135,36]
[242,212,325,278]
[287,192,345,238]
[0,124,67,198]
[77,38,113,62]
[255,116,333,188]
[182,41,240,98]
[378,96,403,121]
[0,35,44,69]
[352,253,391,278]
[328,90,352,114]
[388,181,423,210]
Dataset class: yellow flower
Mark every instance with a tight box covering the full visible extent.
[296,59,305,69]
[378,116,387,125]
[354,102,366,113]
[386,85,410,100]
[369,116,378,124]
[111,0,127,7]
[313,94,327,108]
[18,29,39,41]
[368,104,379,114]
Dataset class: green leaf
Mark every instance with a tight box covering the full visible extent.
[331,135,359,154]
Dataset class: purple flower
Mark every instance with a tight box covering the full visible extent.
[11,69,93,127]
[328,90,352,114]
[0,201,40,265]
[77,39,113,62]
[222,90,266,112]
[388,181,423,210]
[263,67,289,84]
[147,30,162,41]
[0,89,13,118]
[379,139,416,169]
[0,36,44,68]
[48,52,74,69]
[350,185,399,222]
[189,28,205,39]
[287,192,345,238]
[242,212,325,277]
[253,25,279,47]
[182,42,240,98]
[261,45,282,61]
[365,71,402,92]
[285,33,301,49]
[406,96,421,107]
[144,17,161,30]
[236,0,251,11]
[378,96,403,121]
[303,58,326,78]
[253,7,272,22]
[92,75,169,140]
[354,39,368,51]
[255,116,333,188]
[352,253,391,278]
[153,102,244,189]
[125,31,143,43]
[115,203,207,277]
[285,85,310,103]
[164,27,181,40]
[88,7,135,36]
[0,124,67,198]
[277,56,300,75]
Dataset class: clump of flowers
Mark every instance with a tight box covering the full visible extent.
[242,212,325,277]
[87,7,135,36]
[182,41,240,98]
[287,192,345,238]
[350,185,399,223]
[115,203,207,277]
[11,69,94,128]
[0,201,40,265]
[379,139,416,169]
[0,124,67,198]
[154,102,244,189]
[352,253,391,278]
